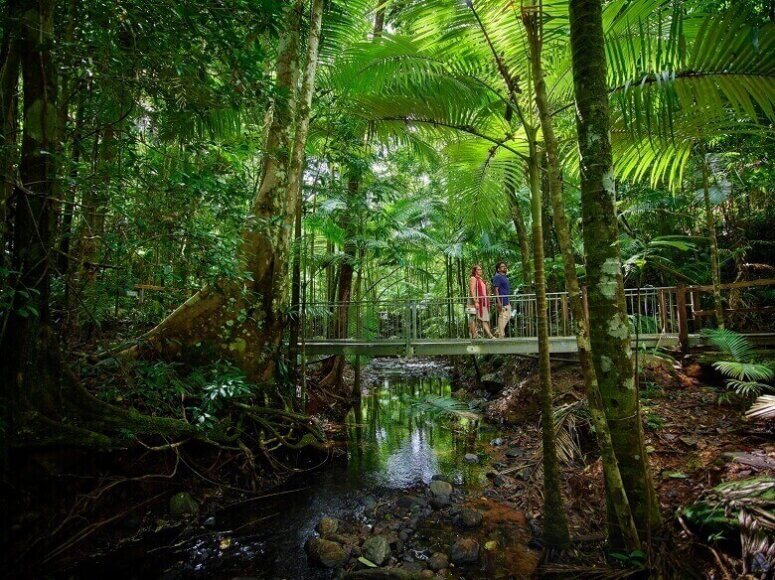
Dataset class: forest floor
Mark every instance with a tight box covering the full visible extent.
[4,348,773,579]
[460,352,775,578]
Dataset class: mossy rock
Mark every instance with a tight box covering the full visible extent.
[169,492,199,519]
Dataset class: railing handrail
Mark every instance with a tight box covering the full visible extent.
[297,280,775,356]
[300,287,681,309]
[680,278,775,292]
[298,279,775,310]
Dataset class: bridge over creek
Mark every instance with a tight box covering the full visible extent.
[297,280,775,357]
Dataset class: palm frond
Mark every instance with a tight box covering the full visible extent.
[701,327,757,362]
[746,395,775,421]
[726,379,774,399]
[409,394,480,420]
[713,361,774,383]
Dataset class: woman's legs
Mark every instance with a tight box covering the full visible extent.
[481,320,495,338]
[468,315,478,339]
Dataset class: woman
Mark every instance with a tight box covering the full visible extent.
[467,264,495,339]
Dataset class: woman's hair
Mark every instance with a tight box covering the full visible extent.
[471,264,482,276]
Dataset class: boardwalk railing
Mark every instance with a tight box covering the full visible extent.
[298,280,775,356]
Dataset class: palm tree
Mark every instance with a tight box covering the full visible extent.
[329,0,775,546]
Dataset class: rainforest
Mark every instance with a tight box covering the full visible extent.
[1,1,775,578]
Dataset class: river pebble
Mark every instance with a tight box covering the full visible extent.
[428,552,449,571]
[458,507,484,528]
[362,535,391,566]
[449,537,480,564]
[306,537,349,568]
[317,517,339,537]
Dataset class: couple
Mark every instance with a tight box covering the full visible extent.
[467,262,512,339]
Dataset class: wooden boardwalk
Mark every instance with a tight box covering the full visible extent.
[303,334,693,357]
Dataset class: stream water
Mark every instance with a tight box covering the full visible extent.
[72,361,503,579]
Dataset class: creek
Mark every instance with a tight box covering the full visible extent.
[71,359,529,579]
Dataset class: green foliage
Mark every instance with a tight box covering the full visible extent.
[609,549,647,569]
[702,328,775,400]
[644,412,664,430]
[97,360,188,415]
[1,267,41,319]
[639,381,665,400]
[189,362,254,429]
[408,394,480,420]
[95,359,257,429]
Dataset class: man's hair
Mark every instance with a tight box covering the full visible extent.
[496,261,507,271]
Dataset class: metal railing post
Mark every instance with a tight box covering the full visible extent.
[676,285,689,354]
[404,302,412,356]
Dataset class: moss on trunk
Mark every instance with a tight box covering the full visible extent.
[525,6,640,550]
[116,2,309,383]
[568,0,661,542]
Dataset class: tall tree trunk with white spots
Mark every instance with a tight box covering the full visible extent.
[568,0,660,541]
[524,5,640,551]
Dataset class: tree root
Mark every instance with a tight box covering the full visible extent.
[111,286,224,361]
[16,370,326,461]
[104,283,283,384]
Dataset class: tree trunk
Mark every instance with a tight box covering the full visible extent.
[540,162,558,268]
[288,201,304,384]
[525,7,640,550]
[374,4,386,38]
[506,173,533,289]
[568,0,661,539]
[68,123,115,325]
[319,175,359,393]
[528,134,570,549]
[53,0,78,278]
[288,0,325,385]
[701,154,725,328]
[57,95,83,279]
[353,243,365,392]
[2,0,59,414]
[0,0,20,257]
[120,2,306,382]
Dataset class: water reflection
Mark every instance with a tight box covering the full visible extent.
[85,367,500,579]
[345,377,494,488]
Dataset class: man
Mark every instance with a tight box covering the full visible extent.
[492,261,512,338]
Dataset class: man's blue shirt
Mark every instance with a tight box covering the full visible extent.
[492,273,511,305]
